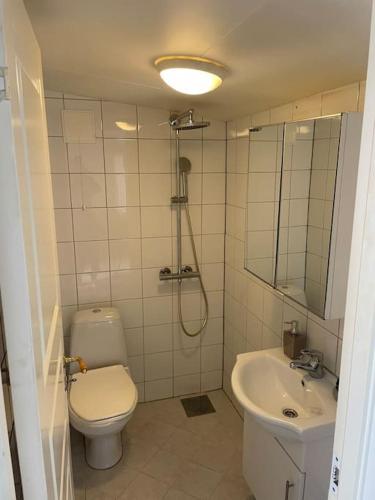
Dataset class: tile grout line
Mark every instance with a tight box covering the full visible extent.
[135,104,147,401]
[63,93,79,312]
[221,121,228,392]
[99,99,113,310]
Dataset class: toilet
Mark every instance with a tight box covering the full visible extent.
[68,307,138,470]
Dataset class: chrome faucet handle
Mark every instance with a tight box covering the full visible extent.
[160,267,172,275]
[63,355,88,374]
[300,349,324,362]
[290,349,325,379]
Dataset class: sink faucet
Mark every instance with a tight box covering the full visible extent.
[290,349,324,379]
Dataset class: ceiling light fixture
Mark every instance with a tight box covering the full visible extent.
[154,56,227,95]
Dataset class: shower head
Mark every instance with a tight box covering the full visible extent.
[179,157,191,173]
[175,120,210,131]
[170,109,210,131]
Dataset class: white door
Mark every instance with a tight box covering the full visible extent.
[0,0,73,499]
[328,1,375,498]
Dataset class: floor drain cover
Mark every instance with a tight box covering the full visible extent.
[180,395,216,417]
[282,408,299,418]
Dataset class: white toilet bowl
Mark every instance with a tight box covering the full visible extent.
[68,307,138,469]
[69,364,137,469]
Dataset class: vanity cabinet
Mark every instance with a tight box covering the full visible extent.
[243,413,333,500]
[245,113,363,319]
[244,413,305,499]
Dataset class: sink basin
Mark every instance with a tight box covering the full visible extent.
[231,348,337,442]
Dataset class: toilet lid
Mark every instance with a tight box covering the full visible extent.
[69,365,137,422]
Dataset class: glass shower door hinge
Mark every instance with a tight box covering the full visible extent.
[0,67,10,101]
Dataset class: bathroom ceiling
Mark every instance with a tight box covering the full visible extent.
[25,0,371,120]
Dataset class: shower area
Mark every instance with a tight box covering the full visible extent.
[48,95,226,401]
[159,110,209,338]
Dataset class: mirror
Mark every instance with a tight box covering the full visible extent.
[245,115,342,318]
[276,116,341,316]
[245,123,283,284]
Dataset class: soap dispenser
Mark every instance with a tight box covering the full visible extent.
[283,320,306,359]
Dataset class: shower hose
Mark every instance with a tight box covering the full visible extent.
[177,202,209,337]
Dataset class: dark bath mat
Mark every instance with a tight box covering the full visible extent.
[180,394,216,417]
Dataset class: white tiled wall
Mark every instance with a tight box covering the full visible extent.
[47,79,365,408]
[46,91,226,402]
[224,81,365,410]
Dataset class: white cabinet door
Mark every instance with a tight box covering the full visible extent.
[325,112,363,319]
[0,0,73,498]
[243,414,305,500]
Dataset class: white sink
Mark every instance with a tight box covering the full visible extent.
[231,348,337,442]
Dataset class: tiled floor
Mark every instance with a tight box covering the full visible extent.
[72,390,253,499]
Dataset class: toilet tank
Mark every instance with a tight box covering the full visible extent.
[70,307,128,373]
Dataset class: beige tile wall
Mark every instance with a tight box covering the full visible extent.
[45,79,365,408]
[45,91,226,402]
[224,81,365,409]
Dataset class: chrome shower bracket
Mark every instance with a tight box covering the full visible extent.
[171,195,188,204]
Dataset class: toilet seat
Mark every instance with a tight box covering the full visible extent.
[69,365,137,423]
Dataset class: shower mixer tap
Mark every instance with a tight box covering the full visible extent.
[159,268,200,281]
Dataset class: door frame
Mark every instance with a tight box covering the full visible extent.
[329,0,375,498]
[0,0,72,498]
[0,380,15,499]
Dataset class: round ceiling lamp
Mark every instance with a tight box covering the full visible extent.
[154,56,227,95]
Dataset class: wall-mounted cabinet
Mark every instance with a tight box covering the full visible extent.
[245,113,362,319]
